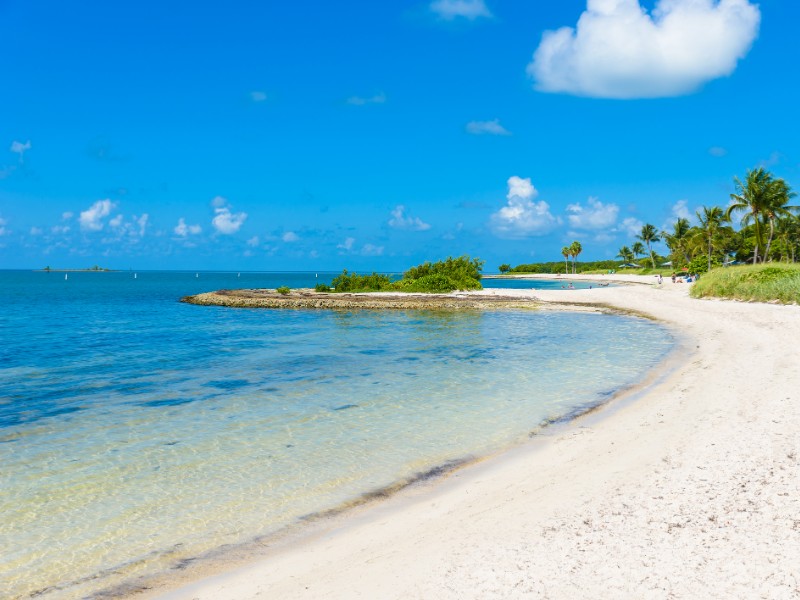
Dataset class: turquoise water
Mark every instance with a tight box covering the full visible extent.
[483,277,600,290]
[0,271,673,599]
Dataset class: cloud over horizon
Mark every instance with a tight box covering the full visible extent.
[466,119,511,136]
[528,0,761,99]
[490,176,559,238]
[430,0,492,20]
[388,205,431,231]
[79,199,115,231]
[211,197,247,235]
[566,197,619,230]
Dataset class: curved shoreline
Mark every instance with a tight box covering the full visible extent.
[144,279,800,599]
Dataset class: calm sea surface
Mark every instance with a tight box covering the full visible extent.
[0,271,673,599]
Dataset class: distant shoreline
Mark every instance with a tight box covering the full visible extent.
[34,268,116,272]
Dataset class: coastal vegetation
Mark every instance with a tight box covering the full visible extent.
[505,167,798,278]
[690,264,800,304]
[276,286,291,295]
[327,255,484,293]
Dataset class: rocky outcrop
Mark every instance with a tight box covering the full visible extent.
[181,289,543,310]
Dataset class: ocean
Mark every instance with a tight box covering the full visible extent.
[0,270,673,599]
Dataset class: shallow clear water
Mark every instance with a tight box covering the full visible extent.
[483,277,602,290]
[0,270,673,599]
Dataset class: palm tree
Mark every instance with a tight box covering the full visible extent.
[762,178,798,260]
[695,206,726,272]
[569,240,582,274]
[561,246,570,275]
[631,242,645,265]
[617,245,633,264]
[662,218,692,266]
[775,214,800,262]
[727,167,780,264]
[637,224,661,269]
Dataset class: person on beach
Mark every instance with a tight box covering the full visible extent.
[671,273,677,283]
[568,283,574,289]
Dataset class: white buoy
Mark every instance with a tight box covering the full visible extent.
[195,273,199,278]
[65,273,68,281]
[134,273,137,279]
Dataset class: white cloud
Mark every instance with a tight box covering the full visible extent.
[109,214,124,229]
[51,225,71,235]
[490,176,559,238]
[430,0,492,20]
[618,216,643,237]
[282,231,299,242]
[211,197,247,235]
[62,211,73,220]
[566,196,619,230]
[709,146,727,157]
[10,140,31,162]
[79,199,115,231]
[250,91,267,102]
[246,235,260,247]
[136,214,149,237]
[388,205,431,231]
[361,243,384,256]
[671,199,691,221]
[346,92,386,106]
[466,119,511,136]
[338,237,355,251]
[528,0,761,99]
[174,218,202,237]
[30,226,43,235]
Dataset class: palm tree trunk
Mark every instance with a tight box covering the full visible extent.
[708,234,712,272]
[764,218,775,262]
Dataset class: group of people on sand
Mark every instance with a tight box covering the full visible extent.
[667,272,698,284]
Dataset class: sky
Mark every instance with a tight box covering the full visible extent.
[1,0,799,271]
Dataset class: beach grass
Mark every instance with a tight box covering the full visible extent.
[690,264,800,304]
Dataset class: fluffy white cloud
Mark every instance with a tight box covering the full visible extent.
[10,140,31,162]
[671,199,691,221]
[466,119,511,136]
[136,214,149,237]
[430,0,492,20]
[618,216,644,237]
[211,197,247,235]
[388,205,431,231]
[490,176,559,238]
[566,197,619,230]
[346,92,387,106]
[361,243,384,256]
[246,235,260,247]
[528,0,761,99]
[338,237,355,251]
[109,214,124,228]
[174,218,202,237]
[282,231,299,242]
[79,199,115,231]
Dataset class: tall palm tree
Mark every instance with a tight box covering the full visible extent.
[662,218,691,265]
[631,242,645,265]
[561,246,570,274]
[637,224,661,269]
[617,245,633,264]
[695,206,726,272]
[727,167,780,264]
[762,178,798,260]
[569,240,582,274]
[775,214,800,262]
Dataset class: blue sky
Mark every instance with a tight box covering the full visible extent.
[1,0,798,271]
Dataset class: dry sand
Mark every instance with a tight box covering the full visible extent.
[154,277,800,599]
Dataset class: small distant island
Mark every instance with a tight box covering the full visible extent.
[38,265,114,272]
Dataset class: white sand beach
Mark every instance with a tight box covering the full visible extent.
[153,277,800,599]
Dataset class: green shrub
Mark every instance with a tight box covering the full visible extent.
[314,283,331,292]
[330,270,393,292]
[276,286,291,295]
[690,264,800,304]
